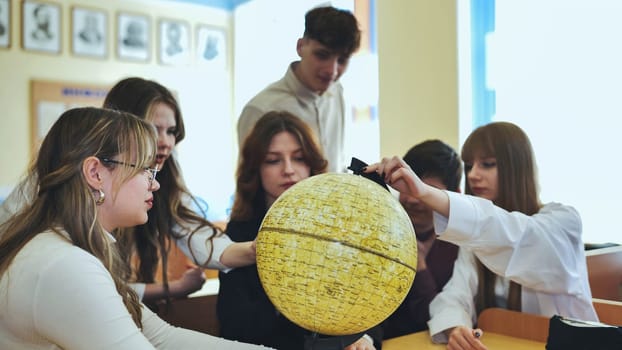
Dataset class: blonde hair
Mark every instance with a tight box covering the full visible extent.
[0,107,157,327]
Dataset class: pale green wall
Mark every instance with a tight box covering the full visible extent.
[376,0,459,157]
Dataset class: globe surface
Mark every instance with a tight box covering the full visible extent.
[256,173,417,336]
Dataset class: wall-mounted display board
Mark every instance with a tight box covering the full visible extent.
[30,79,109,154]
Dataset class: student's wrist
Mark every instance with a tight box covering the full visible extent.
[220,241,256,267]
[444,327,456,339]
[167,280,183,298]
[246,240,257,261]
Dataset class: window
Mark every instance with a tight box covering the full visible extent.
[459,0,622,243]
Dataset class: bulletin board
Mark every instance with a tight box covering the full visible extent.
[30,79,110,154]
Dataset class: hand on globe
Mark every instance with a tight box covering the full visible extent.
[364,156,427,198]
[365,156,451,218]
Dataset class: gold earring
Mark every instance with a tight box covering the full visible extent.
[95,188,105,205]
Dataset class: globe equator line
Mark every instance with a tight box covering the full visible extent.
[261,226,416,272]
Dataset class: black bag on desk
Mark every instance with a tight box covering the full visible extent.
[546,315,622,350]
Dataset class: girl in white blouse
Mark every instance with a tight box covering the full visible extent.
[366,122,597,350]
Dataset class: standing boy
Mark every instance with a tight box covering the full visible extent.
[237,6,361,172]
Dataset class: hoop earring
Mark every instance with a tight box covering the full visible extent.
[95,188,105,205]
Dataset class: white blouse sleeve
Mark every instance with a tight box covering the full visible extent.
[173,224,233,272]
[434,191,586,295]
[427,248,479,343]
[32,241,271,349]
[172,194,234,272]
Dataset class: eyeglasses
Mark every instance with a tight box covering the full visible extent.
[100,158,159,188]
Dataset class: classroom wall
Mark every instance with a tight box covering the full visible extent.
[0,0,235,207]
[376,0,459,157]
[0,0,458,198]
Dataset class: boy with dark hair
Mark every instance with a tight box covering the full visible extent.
[383,140,462,339]
[237,6,361,173]
[303,6,360,56]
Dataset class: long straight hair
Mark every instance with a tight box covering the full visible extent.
[0,107,157,327]
[461,121,541,214]
[461,121,542,313]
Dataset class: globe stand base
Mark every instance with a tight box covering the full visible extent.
[304,332,364,350]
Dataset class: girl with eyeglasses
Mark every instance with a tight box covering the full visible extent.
[0,107,271,349]
[0,77,256,307]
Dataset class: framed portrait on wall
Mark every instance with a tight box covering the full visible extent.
[71,6,107,58]
[158,19,190,65]
[116,12,150,62]
[195,24,227,70]
[21,0,61,54]
[0,0,10,49]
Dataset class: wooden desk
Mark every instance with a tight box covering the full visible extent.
[156,293,220,336]
[585,245,622,301]
[477,308,549,342]
[593,298,622,326]
[383,331,546,350]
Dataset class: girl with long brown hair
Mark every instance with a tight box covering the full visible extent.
[367,122,597,350]
[219,111,381,349]
[103,77,255,305]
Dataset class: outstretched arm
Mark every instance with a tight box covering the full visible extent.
[220,240,256,268]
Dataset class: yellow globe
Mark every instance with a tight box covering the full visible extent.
[256,173,417,336]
